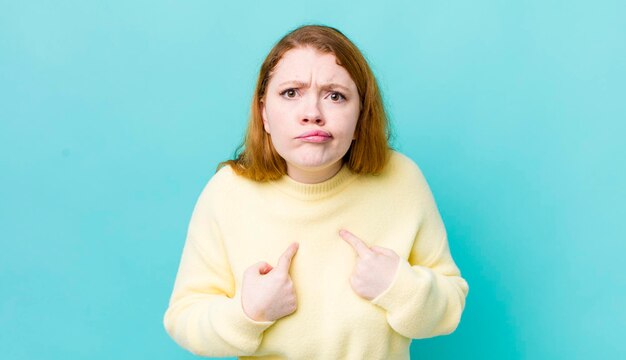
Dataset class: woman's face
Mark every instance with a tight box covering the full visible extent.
[261,46,361,183]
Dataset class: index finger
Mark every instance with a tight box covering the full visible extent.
[339,229,372,257]
[276,242,299,272]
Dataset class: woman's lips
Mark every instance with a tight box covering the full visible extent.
[296,130,332,143]
[299,135,332,143]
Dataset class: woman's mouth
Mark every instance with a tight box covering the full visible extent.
[296,130,332,143]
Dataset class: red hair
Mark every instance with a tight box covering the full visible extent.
[219,24,392,181]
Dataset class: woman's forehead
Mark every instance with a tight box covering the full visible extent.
[270,47,356,88]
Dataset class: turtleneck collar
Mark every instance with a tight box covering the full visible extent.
[269,163,358,201]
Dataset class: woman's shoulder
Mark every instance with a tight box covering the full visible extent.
[384,150,427,182]
[371,150,434,198]
[211,162,238,183]
[203,162,254,192]
[193,163,248,203]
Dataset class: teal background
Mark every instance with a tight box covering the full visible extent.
[1,0,624,359]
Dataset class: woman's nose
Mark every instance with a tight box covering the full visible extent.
[300,97,325,125]
[301,116,325,125]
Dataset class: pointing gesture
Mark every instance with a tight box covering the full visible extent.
[241,242,299,322]
[276,242,298,273]
[340,229,374,258]
[340,229,400,301]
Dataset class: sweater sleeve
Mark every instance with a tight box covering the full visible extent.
[163,179,276,356]
[370,168,469,339]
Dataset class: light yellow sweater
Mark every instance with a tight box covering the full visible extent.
[163,150,469,359]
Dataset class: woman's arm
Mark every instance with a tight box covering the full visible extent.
[163,183,275,356]
[370,170,470,339]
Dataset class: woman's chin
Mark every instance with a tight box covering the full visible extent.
[285,156,342,176]
[290,158,340,172]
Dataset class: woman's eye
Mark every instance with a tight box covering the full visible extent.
[280,88,298,98]
[329,91,346,102]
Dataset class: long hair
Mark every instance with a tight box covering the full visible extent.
[219,24,392,181]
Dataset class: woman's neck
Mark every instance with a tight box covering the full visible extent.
[286,161,343,184]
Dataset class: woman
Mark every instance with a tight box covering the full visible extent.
[163,24,469,359]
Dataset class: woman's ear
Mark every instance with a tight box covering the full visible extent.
[260,100,271,134]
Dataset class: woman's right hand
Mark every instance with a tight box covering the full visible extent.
[241,242,299,322]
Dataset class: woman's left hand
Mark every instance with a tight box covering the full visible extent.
[339,229,400,301]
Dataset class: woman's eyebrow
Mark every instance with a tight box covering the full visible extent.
[278,80,351,92]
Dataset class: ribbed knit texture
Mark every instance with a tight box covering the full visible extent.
[163,150,469,359]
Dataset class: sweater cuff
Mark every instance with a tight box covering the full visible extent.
[371,259,423,311]
[210,293,276,353]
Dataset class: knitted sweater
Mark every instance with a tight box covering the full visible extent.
[163,150,469,359]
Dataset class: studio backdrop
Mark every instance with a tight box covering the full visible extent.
[1,1,624,359]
